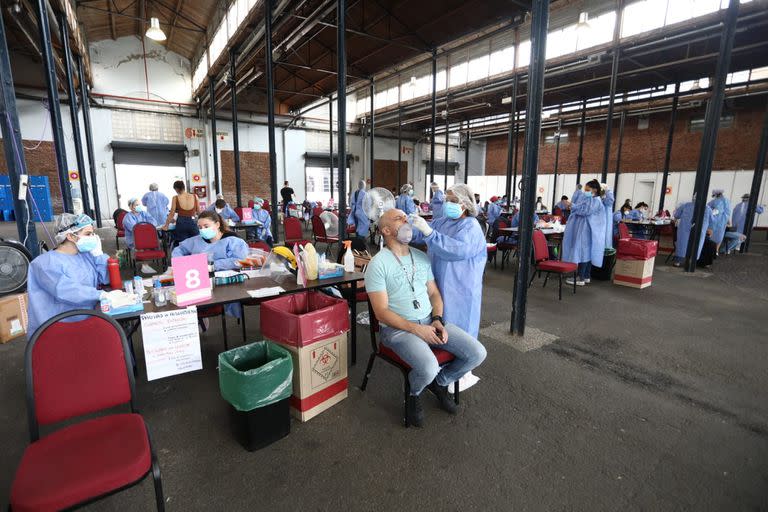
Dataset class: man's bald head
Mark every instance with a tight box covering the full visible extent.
[379,208,407,239]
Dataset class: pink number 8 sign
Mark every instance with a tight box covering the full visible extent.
[172,253,212,306]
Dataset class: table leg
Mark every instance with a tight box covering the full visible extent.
[350,279,357,366]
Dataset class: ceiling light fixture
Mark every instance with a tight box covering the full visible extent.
[145,17,166,41]
[577,12,591,34]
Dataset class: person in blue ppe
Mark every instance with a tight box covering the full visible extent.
[26,213,110,337]
[172,210,249,270]
[732,193,764,234]
[601,184,615,249]
[613,204,631,238]
[122,197,157,249]
[554,195,570,214]
[395,183,417,215]
[250,197,273,246]
[347,180,370,239]
[562,180,607,286]
[672,197,714,267]
[429,182,445,218]
[625,202,648,221]
[208,196,240,223]
[141,183,169,226]
[486,196,502,226]
[707,189,731,252]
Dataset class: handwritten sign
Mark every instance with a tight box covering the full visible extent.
[140,307,202,380]
[171,253,211,306]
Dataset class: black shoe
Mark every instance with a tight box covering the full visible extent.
[427,380,458,415]
[406,394,424,427]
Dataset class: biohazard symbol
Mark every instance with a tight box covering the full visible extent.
[312,347,338,382]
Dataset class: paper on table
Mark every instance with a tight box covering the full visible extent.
[214,270,240,278]
[247,287,284,298]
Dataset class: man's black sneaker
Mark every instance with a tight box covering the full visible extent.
[427,381,458,414]
[406,394,424,427]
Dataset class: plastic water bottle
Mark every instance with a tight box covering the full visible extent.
[153,283,167,307]
[133,276,144,302]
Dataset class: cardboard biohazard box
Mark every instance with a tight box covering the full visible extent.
[0,293,28,343]
[614,239,658,289]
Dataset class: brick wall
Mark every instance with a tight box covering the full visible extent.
[485,105,764,176]
[0,139,65,213]
[220,150,272,207]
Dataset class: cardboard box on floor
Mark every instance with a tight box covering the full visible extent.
[268,332,348,422]
[0,293,28,343]
[613,257,655,289]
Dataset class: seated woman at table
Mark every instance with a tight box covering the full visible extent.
[626,202,649,221]
[26,213,111,337]
[613,204,631,238]
[123,197,157,249]
[207,197,240,224]
[172,210,249,271]
[495,211,545,244]
[250,197,274,247]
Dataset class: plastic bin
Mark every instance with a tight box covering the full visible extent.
[260,291,349,347]
[591,248,616,281]
[218,342,293,451]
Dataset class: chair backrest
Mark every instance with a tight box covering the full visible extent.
[235,207,245,220]
[532,230,549,263]
[284,217,303,241]
[553,207,562,217]
[618,222,631,239]
[311,215,327,238]
[248,241,271,252]
[133,222,160,250]
[367,301,381,341]
[116,210,127,231]
[312,207,323,217]
[25,310,135,441]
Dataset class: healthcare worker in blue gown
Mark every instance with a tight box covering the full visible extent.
[347,180,370,239]
[207,196,240,223]
[486,196,502,226]
[410,183,486,391]
[601,184,615,249]
[27,213,110,337]
[395,183,417,215]
[250,197,274,246]
[172,210,248,316]
[429,182,445,219]
[562,180,606,285]
[122,197,157,249]
[673,198,714,266]
[732,193,764,234]
[141,183,169,226]
[707,189,731,252]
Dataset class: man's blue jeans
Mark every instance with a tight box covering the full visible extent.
[380,316,487,396]
[722,231,744,253]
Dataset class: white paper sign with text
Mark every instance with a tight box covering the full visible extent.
[140,307,203,381]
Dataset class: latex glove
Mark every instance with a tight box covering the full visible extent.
[410,214,433,236]
[711,208,719,216]
[90,236,103,257]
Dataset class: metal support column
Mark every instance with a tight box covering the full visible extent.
[443,97,449,190]
[336,0,348,247]
[505,74,518,209]
[77,55,100,227]
[229,48,242,207]
[685,0,739,272]
[265,0,279,240]
[613,110,626,197]
[743,100,768,253]
[551,118,562,211]
[658,82,680,213]
[210,79,220,195]
[370,80,375,185]
[429,50,437,186]
[59,12,90,218]
[512,122,519,199]
[464,122,469,185]
[37,0,72,213]
[600,0,624,183]
[397,108,402,189]
[576,97,586,185]
[0,10,39,256]
[329,96,334,198]
[511,0,549,336]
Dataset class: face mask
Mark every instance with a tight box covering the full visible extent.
[215,208,223,214]
[200,227,217,240]
[408,190,414,196]
[395,223,413,244]
[75,235,99,253]
[134,205,144,213]
[444,202,463,219]
[254,205,262,210]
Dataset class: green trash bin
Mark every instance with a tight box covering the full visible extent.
[592,247,617,281]
[219,341,293,451]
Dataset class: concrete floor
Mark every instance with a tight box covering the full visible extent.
[1,222,767,511]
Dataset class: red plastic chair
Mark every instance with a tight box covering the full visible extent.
[618,222,631,240]
[283,217,309,247]
[10,310,165,511]
[132,223,167,273]
[197,305,229,349]
[360,302,459,427]
[529,230,577,300]
[262,200,271,213]
[312,206,324,217]
[311,215,339,255]
[115,210,127,248]
[494,219,517,270]
[248,240,271,252]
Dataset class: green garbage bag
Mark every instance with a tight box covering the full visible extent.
[218,341,293,412]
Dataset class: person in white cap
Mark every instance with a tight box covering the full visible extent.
[707,189,731,253]
[141,183,169,226]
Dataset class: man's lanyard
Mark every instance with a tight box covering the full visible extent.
[388,248,421,309]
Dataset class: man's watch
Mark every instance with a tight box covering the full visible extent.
[431,315,444,326]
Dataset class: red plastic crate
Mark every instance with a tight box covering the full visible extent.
[260,291,349,347]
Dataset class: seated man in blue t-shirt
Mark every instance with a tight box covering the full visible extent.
[365,208,486,428]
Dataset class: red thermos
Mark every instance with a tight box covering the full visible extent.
[107,258,122,290]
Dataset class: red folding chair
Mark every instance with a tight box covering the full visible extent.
[283,217,309,247]
[10,310,165,511]
[311,215,339,255]
[618,222,631,240]
[493,219,517,270]
[197,305,229,350]
[115,210,127,248]
[529,230,577,300]
[360,302,459,427]
[248,240,271,252]
[262,200,271,213]
[132,223,167,273]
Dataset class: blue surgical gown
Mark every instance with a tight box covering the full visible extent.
[142,191,169,226]
[562,194,606,267]
[732,201,764,233]
[430,190,445,219]
[252,208,273,241]
[208,204,240,222]
[707,196,731,244]
[612,211,624,238]
[27,250,109,337]
[395,194,416,215]
[602,190,615,249]
[348,189,370,237]
[625,209,644,221]
[487,202,501,226]
[123,210,158,249]
[172,234,249,271]
[674,202,713,259]
[412,216,486,338]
